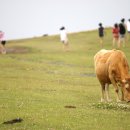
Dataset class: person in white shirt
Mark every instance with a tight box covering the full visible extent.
[59,26,69,51]
[0,31,6,54]
[127,19,130,40]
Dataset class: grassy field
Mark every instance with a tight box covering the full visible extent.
[0,28,130,130]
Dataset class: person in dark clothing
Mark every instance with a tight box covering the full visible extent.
[118,18,126,48]
[98,23,104,47]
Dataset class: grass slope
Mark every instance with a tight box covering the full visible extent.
[0,28,130,130]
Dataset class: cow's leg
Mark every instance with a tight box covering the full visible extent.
[101,83,105,102]
[109,74,120,102]
[117,83,125,101]
[121,87,125,101]
[105,83,111,102]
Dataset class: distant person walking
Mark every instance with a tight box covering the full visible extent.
[98,23,104,47]
[127,19,130,40]
[118,18,126,48]
[0,31,6,54]
[112,23,119,48]
[59,26,69,52]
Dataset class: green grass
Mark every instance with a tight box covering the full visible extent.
[0,28,130,130]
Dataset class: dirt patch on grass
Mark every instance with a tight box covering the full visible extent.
[3,118,23,124]
[6,46,30,54]
[64,105,76,109]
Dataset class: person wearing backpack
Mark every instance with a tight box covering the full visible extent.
[118,18,126,48]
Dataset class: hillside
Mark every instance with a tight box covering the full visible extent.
[0,29,130,130]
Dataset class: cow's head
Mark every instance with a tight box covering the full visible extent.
[122,78,130,102]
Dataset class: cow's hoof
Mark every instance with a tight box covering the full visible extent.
[107,99,112,102]
[116,99,121,102]
[101,98,105,102]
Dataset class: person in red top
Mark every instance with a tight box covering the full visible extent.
[112,23,119,48]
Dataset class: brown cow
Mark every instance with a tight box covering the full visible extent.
[94,49,130,102]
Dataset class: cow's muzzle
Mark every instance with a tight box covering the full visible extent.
[127,100,130,103]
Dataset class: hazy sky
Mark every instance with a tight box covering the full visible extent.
[0,0,130,40]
